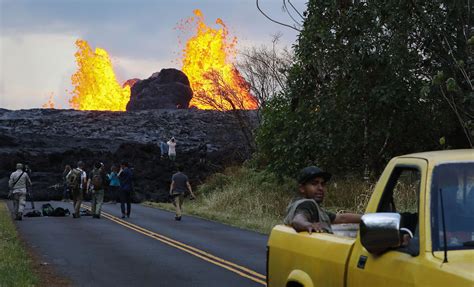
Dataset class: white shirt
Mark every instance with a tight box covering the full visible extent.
[9,169,31,194]
[167,140,176,155]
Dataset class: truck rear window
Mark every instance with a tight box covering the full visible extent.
[431,162,474,251]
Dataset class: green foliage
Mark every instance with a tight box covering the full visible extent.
[256,0,472,177]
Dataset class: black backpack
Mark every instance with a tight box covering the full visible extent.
[24,210,42,217]
[52,207,70,217]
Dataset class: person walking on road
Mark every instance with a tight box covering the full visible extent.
[66,161,87,218]
[107,165,120,203]
[8,163,32,220]
[167,137,177,161]
[87,162,108,219]
[169,165,196,221]
[118,161,133,218]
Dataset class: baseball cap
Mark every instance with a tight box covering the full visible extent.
[298,166,332,184]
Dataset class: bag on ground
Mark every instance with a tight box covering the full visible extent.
[52,207,70,217]
[41,203,55,216]
[24,210,42,217]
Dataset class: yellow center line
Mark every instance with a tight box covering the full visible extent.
[81,204,267,286]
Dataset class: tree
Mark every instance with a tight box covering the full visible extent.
[238,35,294,112]
[256,0,471,178]
[196,69,258,153]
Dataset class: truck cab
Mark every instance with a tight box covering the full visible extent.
[267,149,474,287]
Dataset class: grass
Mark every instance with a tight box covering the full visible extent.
[0,201,39,287]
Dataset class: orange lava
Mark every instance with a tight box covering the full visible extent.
[180,9,257,110]
[69,39,130,111]
[42,93,55,109]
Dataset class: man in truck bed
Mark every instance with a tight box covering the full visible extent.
[284,166,362,233]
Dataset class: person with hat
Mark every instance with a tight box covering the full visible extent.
[283,166,361,234]
[8,163,32,220]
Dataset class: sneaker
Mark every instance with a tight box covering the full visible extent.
[121,214,126,219]
[175,216,181,221]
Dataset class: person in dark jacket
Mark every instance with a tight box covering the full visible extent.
[118,161,133,218]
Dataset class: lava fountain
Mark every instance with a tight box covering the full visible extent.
[69,39,131,111]
[180,9,257,110]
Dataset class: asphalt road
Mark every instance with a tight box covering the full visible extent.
[10,201,268,287]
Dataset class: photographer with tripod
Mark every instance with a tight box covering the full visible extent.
[8,163,32,220]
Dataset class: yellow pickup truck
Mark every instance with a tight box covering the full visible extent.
[267,149,474,287]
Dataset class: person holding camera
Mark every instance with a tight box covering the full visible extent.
[8,163,32,220]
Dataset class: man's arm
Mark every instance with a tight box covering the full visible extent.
[8,173,14,188]
[186,181,195,198]
[333,213,362,224]
[169,181,175,195]
[292,213,327,234]
[25,174,32,187]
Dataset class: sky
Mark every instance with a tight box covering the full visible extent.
[0,0,306,110]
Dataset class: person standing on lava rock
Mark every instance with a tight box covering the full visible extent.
[159,140,168,160]
[167,137,177,161]
[118,161,133,218]
[9,163,32,220]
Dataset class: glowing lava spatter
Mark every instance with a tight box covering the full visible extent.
[69,39,130,111]
[180,9,257,110]
[42,93,55,109]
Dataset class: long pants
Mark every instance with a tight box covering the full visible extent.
[172,194,184,217]
[62,184,71,200]
[91,189,104,216]
[72,188,83,217]
[13,192,26,216]
[169,153,176,161]
[119,189,132,216]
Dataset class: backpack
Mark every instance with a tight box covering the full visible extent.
[91,169,103,190]
[52,207,70,217]
[67,169,82,189]
[41,203,55,216]
[24,210,42,217]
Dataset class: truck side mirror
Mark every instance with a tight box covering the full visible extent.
[360,213,401,254]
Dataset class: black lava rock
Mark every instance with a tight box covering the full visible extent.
[0,108,257,202]
[126,68,193,110]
